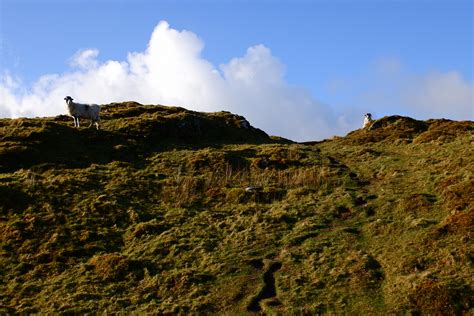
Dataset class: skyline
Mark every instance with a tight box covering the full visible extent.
[1,0,473,141]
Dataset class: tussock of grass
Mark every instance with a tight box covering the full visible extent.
[0,103,472,313]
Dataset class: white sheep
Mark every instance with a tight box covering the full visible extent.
[64,96,101,130]
[363,113,373,129]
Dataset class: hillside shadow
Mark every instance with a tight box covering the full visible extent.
[0,109,279,172]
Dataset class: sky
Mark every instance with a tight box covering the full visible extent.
[0,0,473,141]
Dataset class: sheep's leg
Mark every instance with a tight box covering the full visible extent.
[95,121,100,130]
[88,121,93,128]
[77,118,80,128]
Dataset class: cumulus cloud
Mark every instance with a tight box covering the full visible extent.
[0,21,340,140]
[1,21,472,141]
[70,49,100,69]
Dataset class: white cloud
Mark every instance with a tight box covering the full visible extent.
[332,57,473,121]
[0,21,340,141]
[402,71,474,120]
[70,49,99,69]
[1,22,472,141]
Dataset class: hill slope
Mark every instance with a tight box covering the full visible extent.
[1,103,472,314]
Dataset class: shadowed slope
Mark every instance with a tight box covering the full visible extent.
[0,107,472,314]
[0,102,278,172]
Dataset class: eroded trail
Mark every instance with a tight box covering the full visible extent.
[247,261,282,313]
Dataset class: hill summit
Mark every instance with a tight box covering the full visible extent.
[1,102,472,314]
[0,102,280,172]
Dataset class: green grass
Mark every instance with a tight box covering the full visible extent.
[1,104,472,313]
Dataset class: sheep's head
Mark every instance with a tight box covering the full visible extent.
[64,96,73,102]
[365,113,373,120]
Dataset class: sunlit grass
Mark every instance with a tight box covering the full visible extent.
[1,104,472,313]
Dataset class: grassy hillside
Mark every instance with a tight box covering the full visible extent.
[1,102,472,314]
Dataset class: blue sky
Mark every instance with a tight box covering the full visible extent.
[1,0,473,140]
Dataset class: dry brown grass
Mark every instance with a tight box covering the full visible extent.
[159,164,334,207]
[1,106,472,314]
